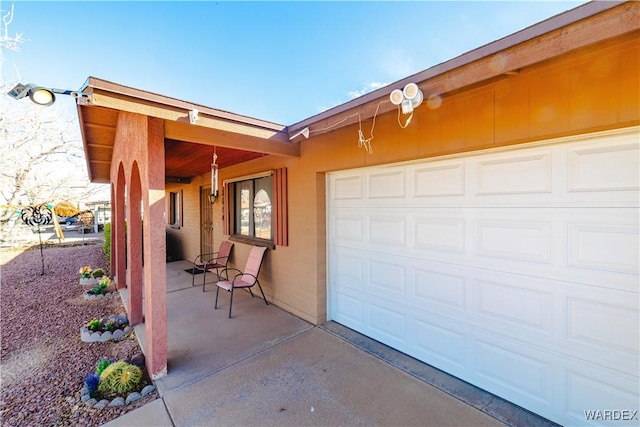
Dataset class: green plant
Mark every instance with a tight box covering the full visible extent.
[98,361,142,396]
[103,318,117,331]
[79,266,92,279]
[91,268,105,279]
[95,358,113,375]
[103,222,111,261]
[86,318,102,332]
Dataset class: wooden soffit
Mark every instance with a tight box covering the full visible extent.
[77,77,299,183]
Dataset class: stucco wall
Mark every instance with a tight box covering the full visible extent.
[167,31,639,325]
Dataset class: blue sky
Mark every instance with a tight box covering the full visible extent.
[2,1,586,125]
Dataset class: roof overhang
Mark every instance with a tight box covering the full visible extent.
[288,1,639,137]
[77,78,299,183]
[76,1,638,184]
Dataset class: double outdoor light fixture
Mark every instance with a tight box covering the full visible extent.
[6,82,89,106]
[389,82,424,114]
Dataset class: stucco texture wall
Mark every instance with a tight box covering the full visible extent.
[168,32,639,325]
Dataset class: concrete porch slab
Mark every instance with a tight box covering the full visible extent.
[134,279,313,395]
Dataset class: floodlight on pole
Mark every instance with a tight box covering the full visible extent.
[6,82,90,106]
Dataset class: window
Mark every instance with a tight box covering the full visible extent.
[231,176,273,242]
[224,168,288,246]
[168,190,182,228]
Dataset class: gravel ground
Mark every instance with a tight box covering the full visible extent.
[0,244,158,426]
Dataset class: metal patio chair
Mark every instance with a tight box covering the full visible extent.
[191,241,234,292]
[215,246,268,318]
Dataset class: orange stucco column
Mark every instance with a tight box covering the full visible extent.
[114,165,126,290]
[127,166,143,326]
[143,117,167,379]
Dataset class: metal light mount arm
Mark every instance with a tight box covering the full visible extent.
[6,82,90,106]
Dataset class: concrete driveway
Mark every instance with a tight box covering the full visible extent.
[103,260,553,427]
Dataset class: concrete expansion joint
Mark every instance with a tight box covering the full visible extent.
[161,398,176,427]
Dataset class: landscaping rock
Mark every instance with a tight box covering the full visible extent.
[128,352,145,368]
[94,399,110,409]
[141,385,156,397]
[109,397,125,407]
[85,398,97,408]
[125,392,141,405]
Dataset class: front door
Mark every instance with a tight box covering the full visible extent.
[200,185,214,254]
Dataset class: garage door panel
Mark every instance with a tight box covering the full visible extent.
[369,215,406,246]
[368,170,406,198]
[332,215,363,242]
[476,220,552,263]
[415,217,466,253]
[332,291,365,328]
[331,249,363,289]
[413,161,466,197]
[474,338,553,406]
[475,279,552,335]
[369,302,408,349]
[414,319,467,373]
[414,269,467,311]
[568,139,640,192]
[566,296,639,359]
[328,127,640,426]
[567,221,639,275]
[474,152,552,195]
[369,260,407,293]
[565,367,640,427]
[332,174,363,200]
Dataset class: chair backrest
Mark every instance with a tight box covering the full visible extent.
[241,246,267,283]
[217,241,233,265]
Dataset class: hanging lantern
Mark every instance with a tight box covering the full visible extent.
[209,150,219,204]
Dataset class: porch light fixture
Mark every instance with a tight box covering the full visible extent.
[390,83,424,114]
[289,127,310,141]
[6,82,90,106]
[208,150,219,204]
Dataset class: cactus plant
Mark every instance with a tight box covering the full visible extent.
[98,361,142,396]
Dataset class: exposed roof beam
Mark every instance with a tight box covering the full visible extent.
[165,121,300,158]
[86,88,290,143]
[85,122,116,131]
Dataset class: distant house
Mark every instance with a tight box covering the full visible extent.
[76,2,639,425]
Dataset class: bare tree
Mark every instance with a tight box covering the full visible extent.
[0,2,107,244]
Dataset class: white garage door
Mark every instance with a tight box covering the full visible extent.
[327,128,639,426]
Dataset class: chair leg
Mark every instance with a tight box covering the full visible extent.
[256,281,268,306]
[191,267,196,287]
[228,287,234,318]
[215,286,220,309]
[202,267,207,292]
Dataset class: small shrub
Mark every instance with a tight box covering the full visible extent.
[103,222,111,261]
[88,277,110,295]
[86,318,102,332]
[84,373,100,394]
[79,266,92,279]
[91,268,105,279]
[103,318,117,332]
[95,358,113,376]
